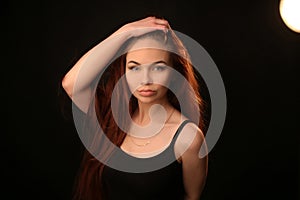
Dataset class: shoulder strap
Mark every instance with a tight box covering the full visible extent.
[171,120,194,143]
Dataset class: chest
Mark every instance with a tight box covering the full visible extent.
[120,125,179,158]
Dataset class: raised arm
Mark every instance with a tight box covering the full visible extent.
[61,16,169,112]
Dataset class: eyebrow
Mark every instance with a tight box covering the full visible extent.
[127,60,168,65]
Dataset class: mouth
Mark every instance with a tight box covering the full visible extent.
[137,89,157,97]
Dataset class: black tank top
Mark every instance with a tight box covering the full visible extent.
[102,120,192,200]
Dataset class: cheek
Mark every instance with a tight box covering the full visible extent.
[152,71,172,87]
[125,72,140,92]
[158,86,169,96]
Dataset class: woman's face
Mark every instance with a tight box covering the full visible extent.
[125,39,173,105]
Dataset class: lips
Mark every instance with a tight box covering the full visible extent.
[138,89,156,97]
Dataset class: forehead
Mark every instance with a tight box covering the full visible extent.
[126,38,170,64]
[126,48,170,64]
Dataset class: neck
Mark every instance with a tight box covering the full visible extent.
[135,99,172,125]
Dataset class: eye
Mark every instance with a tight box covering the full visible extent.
[128,66,140,71]
[153,65,166,71]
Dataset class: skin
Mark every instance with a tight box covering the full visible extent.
[122,42,177,153]
[62,17,207,200]
[125,45,173,123]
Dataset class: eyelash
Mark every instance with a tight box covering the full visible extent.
[128,66,140,71]
[128,66,166,71]
[153,66,166,71]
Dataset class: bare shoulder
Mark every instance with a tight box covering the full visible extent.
[174,120,205,160]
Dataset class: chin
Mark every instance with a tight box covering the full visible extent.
[136,97,157,104]
[137,96,169,105]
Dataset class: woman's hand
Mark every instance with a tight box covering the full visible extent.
[114,16,170,38]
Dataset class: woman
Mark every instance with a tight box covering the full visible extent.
[62,16,208,200]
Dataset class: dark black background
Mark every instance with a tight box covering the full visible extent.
[2,0,299,199]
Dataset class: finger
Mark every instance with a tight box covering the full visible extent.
[154,18,169,26]
[153,24,169,33]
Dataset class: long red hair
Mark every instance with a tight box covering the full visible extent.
[72,29,207,200]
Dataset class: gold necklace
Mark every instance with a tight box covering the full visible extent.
[129,108,175,147]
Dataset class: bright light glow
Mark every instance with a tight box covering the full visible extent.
[279,0,300,33]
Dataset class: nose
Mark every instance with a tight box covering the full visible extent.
[140,69,153,85]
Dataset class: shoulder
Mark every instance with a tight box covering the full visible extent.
[179,121,204,148]
[174,120,206,160]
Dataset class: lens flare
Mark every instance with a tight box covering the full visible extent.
[279,0,300,33]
